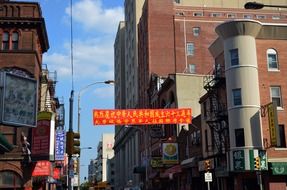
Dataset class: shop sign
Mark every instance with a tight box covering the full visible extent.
[32,160,51,176]
[233,150,245,171]
[270,162,287,175]
[267,102,279,146]
[150,157,163,168]
[259,150,268,170]
[162,143,178,165]
[31,112,52,158]
[93,108,192,125]
[55,129,65,160]
[53,168,60,179]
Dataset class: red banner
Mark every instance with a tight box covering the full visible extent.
[32,161,51,176]
[93,108,192,125]
[53,168,60,179]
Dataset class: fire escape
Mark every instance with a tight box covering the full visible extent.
[203,64,229,156]
[40,64,58,112]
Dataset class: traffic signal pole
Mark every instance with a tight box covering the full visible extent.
[68,90,74,190]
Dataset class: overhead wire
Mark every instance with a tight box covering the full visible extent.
[70,0,74,91]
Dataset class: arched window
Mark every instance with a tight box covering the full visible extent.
[12,32,19,50]
[2,32,10,50]
[0,171,22,188]
[267,48,279,70]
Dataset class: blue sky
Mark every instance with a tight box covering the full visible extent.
[18,0,124,183]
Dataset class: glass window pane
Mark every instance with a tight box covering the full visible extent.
[230,49,239,66]
[12,32,18,41]
[232,88,242,106]
[271,87,282,107]
[187,43,194,56]
[3,32,9,41]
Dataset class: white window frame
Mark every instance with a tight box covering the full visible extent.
[267,48,279,71]
[270,86,283,108]
[192,27,200,37]
[186,42,194,56]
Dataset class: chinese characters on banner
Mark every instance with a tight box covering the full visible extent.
[93,108,192,125]
[32,160,51,176]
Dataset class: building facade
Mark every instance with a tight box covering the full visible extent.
[114,0,287,189]
[205,19,287,190]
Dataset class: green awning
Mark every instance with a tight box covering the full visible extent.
[270,162,287,175]
[0,132,13,152]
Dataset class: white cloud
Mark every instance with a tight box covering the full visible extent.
[44,0,122,83]
[66,0,124,34]
[44,36,115,81]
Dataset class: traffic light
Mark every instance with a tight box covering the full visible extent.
[254,156,261,170]
[205,160,211,171]
[66,131,80,155]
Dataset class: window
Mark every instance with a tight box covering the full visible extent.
[211,13,221,17]
[272,15,280,20]
[2,32,9,50]
[270,86,282,108]
[188,64,196,73]
[256,15,266,19]
[278,125,286,148]
[235,128,245,147]
[193,12,203,17]
[12,32,19,50]
[244,15,253,19]
[186,42,194,56]
[227,13,236,18]
[230,48,239,66]
[267,49,279,70]
[232,88,242,106]
[192,27,200,36]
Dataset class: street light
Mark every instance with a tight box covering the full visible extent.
[244,2,287,9]
[77,80,114,190]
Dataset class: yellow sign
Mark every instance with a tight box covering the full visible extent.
[267,102,278,146]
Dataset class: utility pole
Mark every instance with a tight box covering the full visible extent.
[68,90,74,190]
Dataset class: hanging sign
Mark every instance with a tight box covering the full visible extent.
[93,108,192,125]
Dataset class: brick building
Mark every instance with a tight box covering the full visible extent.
[203,19,287,190]
[0,1,62,189]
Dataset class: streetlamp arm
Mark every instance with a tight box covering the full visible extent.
[244,2,287,9]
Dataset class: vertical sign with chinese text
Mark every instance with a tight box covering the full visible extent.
[268,102,278,146]
[55,129,65,160]
[233,150,245,171]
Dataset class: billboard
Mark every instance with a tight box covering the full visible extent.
[93,108,192,125]
[2,72,37,127]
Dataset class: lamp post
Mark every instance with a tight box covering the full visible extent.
[77,80,114,190]
[244,2,287,9]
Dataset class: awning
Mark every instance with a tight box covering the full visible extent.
[133,166,146,174]
[0,132,13,152]
[160,165,182,178]
[181,157,198,168]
